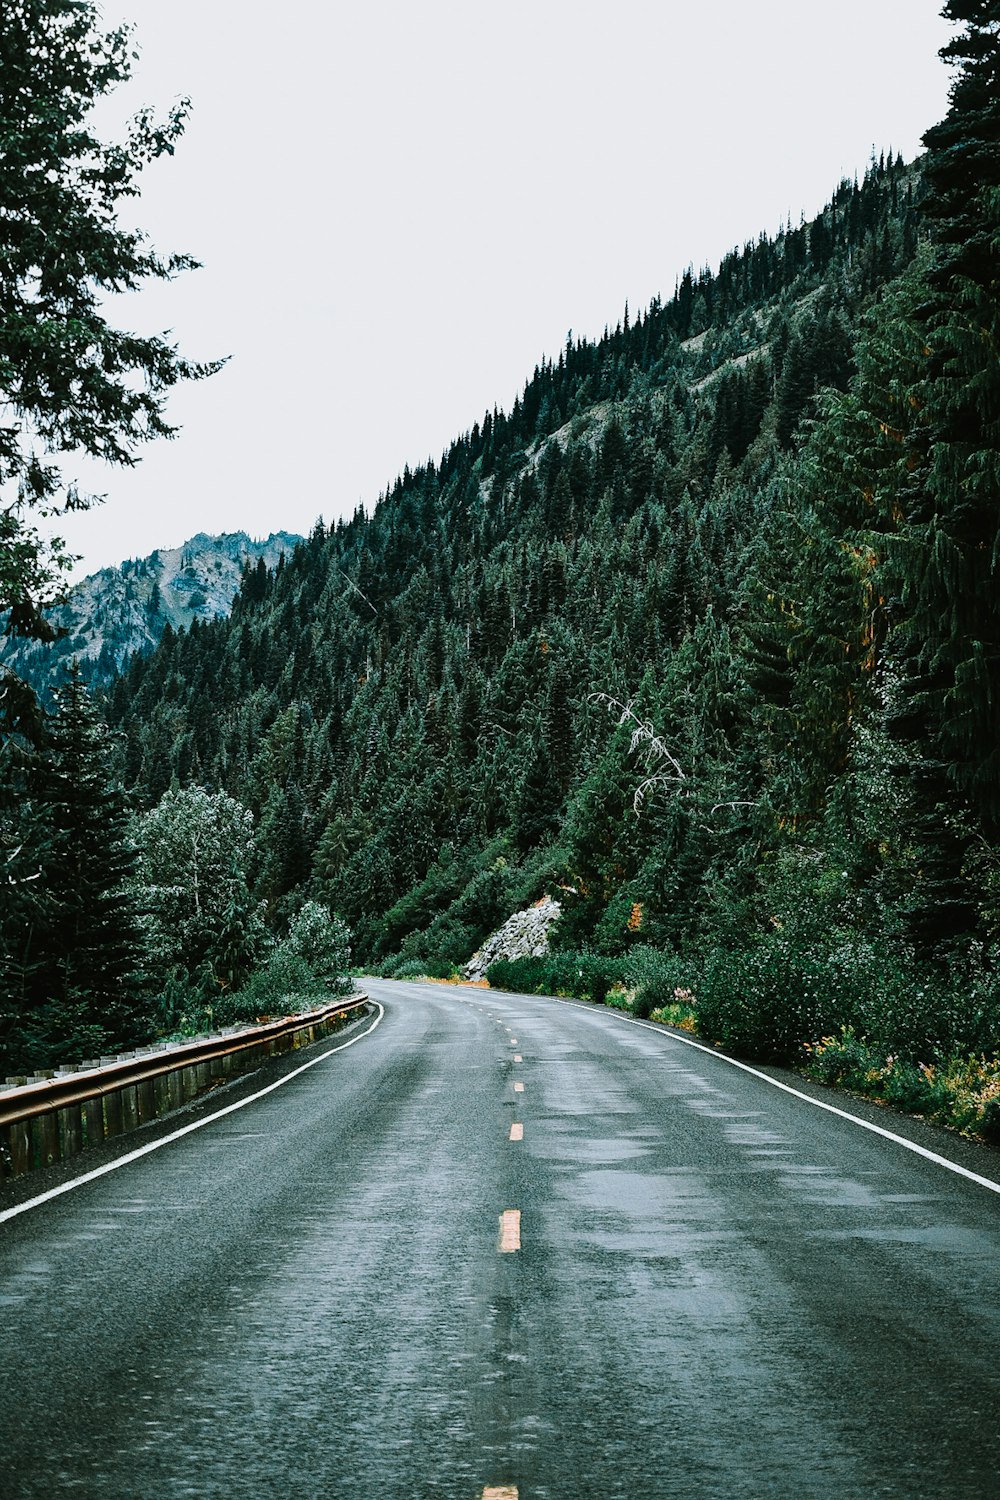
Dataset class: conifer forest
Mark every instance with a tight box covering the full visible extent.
[4,1,1000,1136]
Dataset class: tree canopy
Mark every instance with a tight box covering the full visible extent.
[0,0,219,637]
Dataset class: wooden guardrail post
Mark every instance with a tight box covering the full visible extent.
[121,1085,140,1133]
[83,1095,103,1150]
[9,1119,31,1177]
[35,1111,59,1169]
[137,1077,156,1123]
[104,1089,123,1138]
[61,1102,83,1158]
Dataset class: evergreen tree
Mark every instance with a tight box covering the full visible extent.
[3,667,145,1068]
[887,1,1000,830]
[0,0,219,635]
[0,671,54,1065]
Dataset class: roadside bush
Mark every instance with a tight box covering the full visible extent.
[212,908,355,1024]
[575,954,623,1004]
[154,962,219,1035]
[804,1026,1000,1141]
[696,938,838,1062]
[486,952,626,1003]
[485,956,553,993]
[385,957,431,980]
[419,959,461,980]
[981,1096,1000,1144]
[282,902,352,993]
[622,945,698,1018]
[215,951,322,1024]
[691,927,1000,1067]
[399,915,478,975]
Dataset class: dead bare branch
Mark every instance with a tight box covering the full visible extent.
[590,692,686,813]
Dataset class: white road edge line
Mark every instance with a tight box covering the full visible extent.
[492,990,1000,1200]
[0,1004,386,1227]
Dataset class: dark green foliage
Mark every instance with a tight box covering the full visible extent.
[899,107,1000,830]
[0,1,219,637]
[486,953,624,1004]
[10,41,991,1083]
[621,946,697,1015]
[88,153,936,1001]
[696,938,845,1063]
[0,670,57,1039]
[0,667,144,1071]
[132,784,268,1007]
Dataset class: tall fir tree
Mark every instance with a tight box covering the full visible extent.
[25,667,144,1065]
[0,670,55,1064]
[889,2,1000,828]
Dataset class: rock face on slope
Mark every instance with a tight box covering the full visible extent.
[2,530,301,699]
[463,896,562,981]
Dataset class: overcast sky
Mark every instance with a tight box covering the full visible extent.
[60,0,957,578]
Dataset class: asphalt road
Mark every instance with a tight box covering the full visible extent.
[2,980,1000,1500]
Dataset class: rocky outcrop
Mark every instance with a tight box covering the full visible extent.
[464,896,562,981]
[2,530,301,700]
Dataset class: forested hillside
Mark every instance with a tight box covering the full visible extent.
[1,531,301,702]
[7,2,1000,1134]
[104,153,920,964]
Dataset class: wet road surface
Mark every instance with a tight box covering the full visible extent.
[2,981,1000,1498]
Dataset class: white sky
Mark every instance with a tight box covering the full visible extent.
[59,0,957,578]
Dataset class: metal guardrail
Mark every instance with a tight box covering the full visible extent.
[0,993,370,1183]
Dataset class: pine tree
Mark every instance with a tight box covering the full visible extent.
[890,1,1000,828]
[0,672,54,1067]
[12,667,144,1066]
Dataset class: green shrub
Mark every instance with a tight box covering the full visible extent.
[154,962,218,1034]
[575,954,623,1004]
[282,901,352,992]
[696,938,837,1062]
[215,950,322,1023]
[420,959,460,980]
[486,951,625,1003]
[622,945,698,1018]
[649,998,699,1031]
[388,957,432,980]
[486,956,553,993]
[400,916,478,974]
[980,1096,1000,1144]
[803,1027,1000,1140]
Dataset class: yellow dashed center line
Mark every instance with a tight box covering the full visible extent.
[509,1122,523,1141]
[499,1209,521,1253]
[513,1081,524,1093]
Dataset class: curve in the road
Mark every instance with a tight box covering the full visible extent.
[2,979,1000,1499]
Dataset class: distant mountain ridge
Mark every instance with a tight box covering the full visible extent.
[2,530,302,699]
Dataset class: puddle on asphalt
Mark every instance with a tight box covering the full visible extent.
[723,1123,790,1146]
[777,1175,882,1208]
[543,1137,652,1164]
[564,1168,721,1219]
